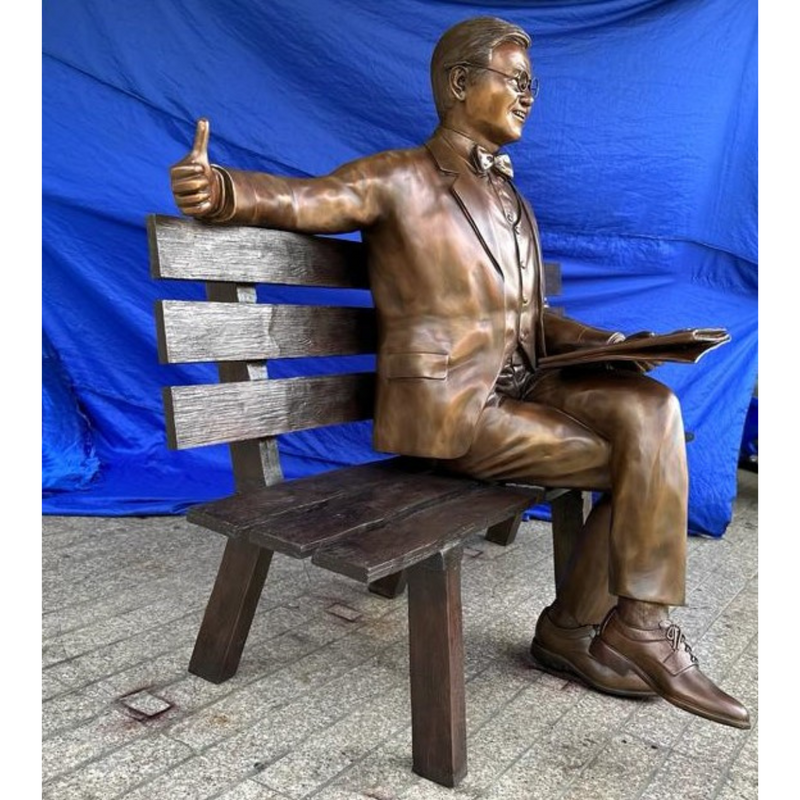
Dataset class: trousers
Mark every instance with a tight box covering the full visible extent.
[445,365,688,621]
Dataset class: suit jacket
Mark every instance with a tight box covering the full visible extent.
[210,128,619,459]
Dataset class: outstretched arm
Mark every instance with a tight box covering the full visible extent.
[169,118,385,234]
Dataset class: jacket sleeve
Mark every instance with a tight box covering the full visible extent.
[542,308,625,355]
[204,154,391,234]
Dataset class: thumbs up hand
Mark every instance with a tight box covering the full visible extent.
[169,118,223,217]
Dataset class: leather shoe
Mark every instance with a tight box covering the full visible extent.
[530,606,656,698]
[590,609,751,729]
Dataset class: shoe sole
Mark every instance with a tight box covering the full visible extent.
[530,638,656,699]
[590,637,751,730]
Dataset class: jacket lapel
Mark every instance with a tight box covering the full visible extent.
[425,133,505,281]
[514,186,547,357]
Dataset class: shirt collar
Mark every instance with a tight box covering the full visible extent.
[437,126,487,174]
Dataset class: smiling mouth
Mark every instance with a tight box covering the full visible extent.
[512,110,527,122]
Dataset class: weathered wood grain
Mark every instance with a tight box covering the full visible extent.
[204,282,286,489]
[156,300,376,363]
[198,474,479,558]
[148,214,369,287]
[550,489,591,588]
[485,513,523,546]
[163,373,374,449]
[188,539,274,684]
[311,484,536,582]
[192,466,486,557]
[148,214,561,295]
[407,546,467,787]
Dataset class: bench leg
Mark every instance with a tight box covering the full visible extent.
[485,512,523,546]
[407,545,467,787]
[550,490,591,589]
[189,538,273,684]
[368,570,408,598]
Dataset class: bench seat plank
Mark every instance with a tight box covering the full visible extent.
[187,459,425,535]
[188,458,543,557]
[311,483,543,583]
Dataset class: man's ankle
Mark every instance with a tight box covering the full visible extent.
[547,603,583,629]
[616,597,669,628]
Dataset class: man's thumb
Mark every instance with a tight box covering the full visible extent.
[189,118,211,161]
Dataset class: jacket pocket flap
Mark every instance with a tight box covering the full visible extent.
[383,352,449,380]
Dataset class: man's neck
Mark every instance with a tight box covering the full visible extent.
[439,110,501,153]
[436,126,484,170]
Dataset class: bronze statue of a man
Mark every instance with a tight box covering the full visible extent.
[169,16,749,729]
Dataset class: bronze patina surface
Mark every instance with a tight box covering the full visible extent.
[169,16,748,729]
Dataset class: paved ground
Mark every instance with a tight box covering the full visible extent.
[42,469,758,800]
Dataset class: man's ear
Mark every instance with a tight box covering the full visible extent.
[447,65,469,102]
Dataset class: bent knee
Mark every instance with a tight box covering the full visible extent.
[643,380,683,427]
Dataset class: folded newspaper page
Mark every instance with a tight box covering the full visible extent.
[538,328,731,369]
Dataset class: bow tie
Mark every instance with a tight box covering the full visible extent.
[471,146,514,180]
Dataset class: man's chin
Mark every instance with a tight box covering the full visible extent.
[505,121,527,142]
[504,128,524,145]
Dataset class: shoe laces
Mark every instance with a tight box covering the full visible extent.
[665,623,698,664]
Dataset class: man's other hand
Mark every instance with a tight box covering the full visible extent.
[169,118,222,217]
[621,330,660,372]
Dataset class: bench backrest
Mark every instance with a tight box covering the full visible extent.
[148,214,562,490]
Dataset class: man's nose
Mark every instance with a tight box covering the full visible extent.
[520,91,533,108]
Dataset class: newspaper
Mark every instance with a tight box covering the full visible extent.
[538,328,731,370]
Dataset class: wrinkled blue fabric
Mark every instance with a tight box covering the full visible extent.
[42,0,757,536]
[42,331,101,492]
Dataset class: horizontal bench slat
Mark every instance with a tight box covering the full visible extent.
[156,301,376,363]
[187,458,497,557]
[312,484,541,583]
[148,215,561,295]
[148,215,369,288]
[164,373,374,449]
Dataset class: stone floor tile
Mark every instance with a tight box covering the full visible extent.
[638,744,734,800]
[216,781,296,799]
[41,732,192,800]
[252,686,410,798]
[40,470,758,800]
[559,733,664,800]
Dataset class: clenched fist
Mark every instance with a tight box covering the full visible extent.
[169,118,223,218]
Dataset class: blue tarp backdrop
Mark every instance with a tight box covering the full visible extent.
[42,0,757,536]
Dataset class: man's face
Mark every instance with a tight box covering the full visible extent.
[462,41,533,149]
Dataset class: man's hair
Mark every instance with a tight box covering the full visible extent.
[430,16,531,121]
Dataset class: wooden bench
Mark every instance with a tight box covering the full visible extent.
[147,213,588,788]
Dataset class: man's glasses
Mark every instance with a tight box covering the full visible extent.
[453,62,540,99]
